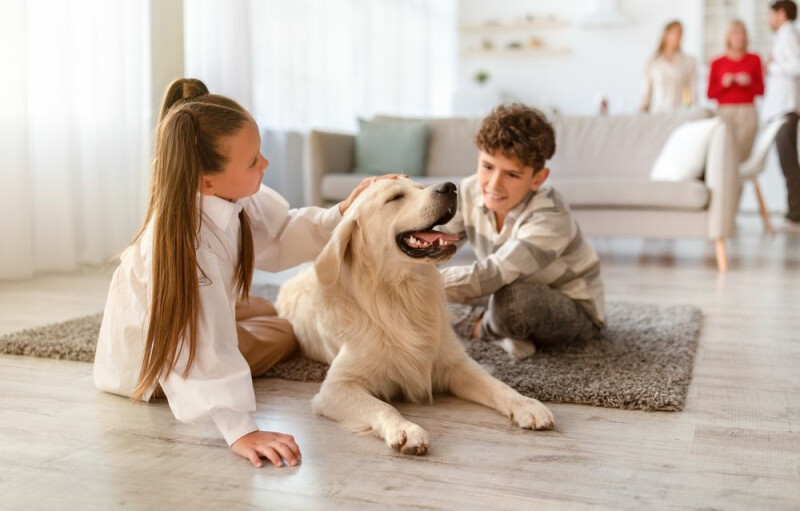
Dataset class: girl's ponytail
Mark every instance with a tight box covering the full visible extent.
[160,78,209,121]
[133,109,203,400]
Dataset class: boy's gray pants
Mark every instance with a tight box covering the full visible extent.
[476,282,599,347]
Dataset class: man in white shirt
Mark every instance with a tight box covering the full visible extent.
[764,0,800,229]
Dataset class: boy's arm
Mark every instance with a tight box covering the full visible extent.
[440,208,573,303]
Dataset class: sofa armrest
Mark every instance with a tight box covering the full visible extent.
[304,130,356,206]
[704,122,741,240]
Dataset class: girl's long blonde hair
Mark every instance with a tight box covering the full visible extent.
[132,78,255,400]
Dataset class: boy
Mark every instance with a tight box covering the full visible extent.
[441,103,604,358]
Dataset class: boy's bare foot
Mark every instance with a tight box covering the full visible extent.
[495,338,537,360]
[471,315,483,339]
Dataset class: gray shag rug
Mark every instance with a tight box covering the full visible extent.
[0,284,702,412]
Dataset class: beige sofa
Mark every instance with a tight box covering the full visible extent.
[305,109,740,271]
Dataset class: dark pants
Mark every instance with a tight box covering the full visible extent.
[480,282,598,348]
[775,112,800,222]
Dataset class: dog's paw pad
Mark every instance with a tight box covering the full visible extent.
[386,422,429,455]
[509,398,555,431]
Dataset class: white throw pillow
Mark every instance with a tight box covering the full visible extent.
[650,117,722,181]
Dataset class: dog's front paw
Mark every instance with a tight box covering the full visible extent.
[385,421,430,455]
[508,396,554,431]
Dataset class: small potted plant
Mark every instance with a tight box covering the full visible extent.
[474,70,490,86]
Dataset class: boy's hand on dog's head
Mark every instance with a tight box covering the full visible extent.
[231,430,302,468]
[339,173,408,215]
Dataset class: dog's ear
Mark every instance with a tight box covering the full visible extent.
[315,217,357,286]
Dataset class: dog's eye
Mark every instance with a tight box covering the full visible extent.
[385,193,405,204]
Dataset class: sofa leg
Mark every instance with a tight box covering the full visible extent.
[752,181,776,235]
[715,239,727,273]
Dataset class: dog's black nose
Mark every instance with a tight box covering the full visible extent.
[435,182,457,195]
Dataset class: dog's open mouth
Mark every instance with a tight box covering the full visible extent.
[396,214,460,259]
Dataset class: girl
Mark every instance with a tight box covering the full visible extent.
[94,78,396,468]
[707,20,764,162]
[641,20,697,113]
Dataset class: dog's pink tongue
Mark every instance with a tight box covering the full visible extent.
[412,231,460,243]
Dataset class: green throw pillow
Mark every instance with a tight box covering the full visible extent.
[354,118,429,176]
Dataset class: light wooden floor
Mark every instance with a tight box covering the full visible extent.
[1,215,799,510]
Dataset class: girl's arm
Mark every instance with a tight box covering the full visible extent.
[157,249,258,445]
[245,176,404,272]
[244,185,342,272]
[156,250,302,467]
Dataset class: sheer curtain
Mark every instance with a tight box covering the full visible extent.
[185,0,456,131]
[0,0,151,280]
[184,0,456,205]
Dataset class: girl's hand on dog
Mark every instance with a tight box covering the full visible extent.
[231,430,302,468]
[339,173,408,215]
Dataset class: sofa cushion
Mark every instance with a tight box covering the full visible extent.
[548,109,712,180]
[354,118,429,176]
[321,174,456,202]
[650,117,723,181]
[551,178,710,210]
[375,116,481,178]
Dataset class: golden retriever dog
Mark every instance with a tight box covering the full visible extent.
[276,179,554,455]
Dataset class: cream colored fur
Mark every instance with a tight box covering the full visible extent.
[276,179,554,455]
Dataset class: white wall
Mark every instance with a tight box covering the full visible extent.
[456,0,788,215]
[456,0,703,116]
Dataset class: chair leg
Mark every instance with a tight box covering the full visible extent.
[715,239,728,273]
[752,181,776,234]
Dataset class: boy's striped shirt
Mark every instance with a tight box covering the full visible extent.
[440,175,605,326]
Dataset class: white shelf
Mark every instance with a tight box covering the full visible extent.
[461,47,571,58]
[459,19,570,33]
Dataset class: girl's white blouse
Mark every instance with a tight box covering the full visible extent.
[93,185,341,445]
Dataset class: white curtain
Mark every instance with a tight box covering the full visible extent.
[184,0,456,131]
[0,0,151,280]
[183,0,455,205]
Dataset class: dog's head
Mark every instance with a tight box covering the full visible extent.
[315,179,459,286]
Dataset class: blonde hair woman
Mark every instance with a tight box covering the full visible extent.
[707,20,764,161]
[641,20,697,113]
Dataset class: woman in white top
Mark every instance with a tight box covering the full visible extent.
[641,20,697,113]
[93,78,397,468]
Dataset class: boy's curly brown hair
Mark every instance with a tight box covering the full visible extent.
[474,103,556,172]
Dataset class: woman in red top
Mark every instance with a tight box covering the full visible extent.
[707,20,764,162]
